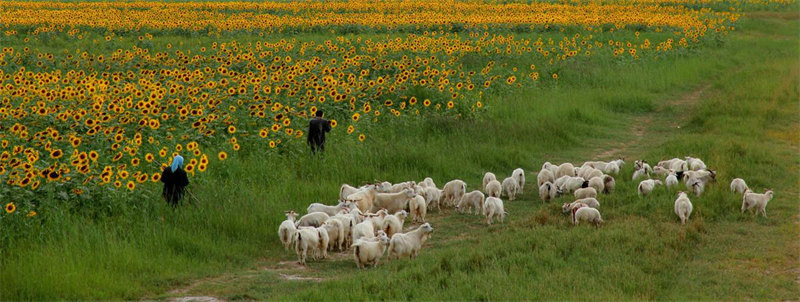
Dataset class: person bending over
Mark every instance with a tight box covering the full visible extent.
[307,110,331,154]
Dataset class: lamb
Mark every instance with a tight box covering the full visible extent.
[501,177,519,201]
[408,195,427,223]
[685,156,707,171]
[294,227,323,265]
[370,189,416,213]
[603,175,616,194]
[556,163,576,179]
[573,187,597,199]
[559,176,587,194]
[295,212,330,228]
[665,171,679,189]
[674,192,693,224]
[537,168,555,186]
[485,179,502,198]
[638,179,663,196]
[587,176,605,194]
[322,219,345,251]
[512,168,526,193]
[352,220,376,243]
[456,190,485,214]
[741,189,774,218]
[539,181,561,202]
[441,179,467,207]
[352,232,390,269]
[482,172,497,191]
[278,211,299,251]
[382,210,408,238]
[419,177,436,189]
[573,207,603,226]
[307,201,354,216]
[730,178,748,194]
[482,196,506,225]
[386,223,434,260]
[561,198,600,214]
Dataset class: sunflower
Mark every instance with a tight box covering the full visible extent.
[5,202,16,214]
[218,151,228,160]
[351,113,360,122]
[26,211,36,217]
[50,149,63,159]
[330,120,337,127]
[151,173,161,182]
[269,141,276,148]
[347,125,355,134]
[447,101,454,109]
[233,144,241,151]
[126,181,135,191]
[227,125,236,134]
[423,99,431,107]
[358,134,366,142]
[552,73,559,79]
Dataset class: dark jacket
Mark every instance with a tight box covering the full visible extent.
[307,117,331,146]
[161,167,189,207]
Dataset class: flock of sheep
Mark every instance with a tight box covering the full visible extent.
[277,156,774,268]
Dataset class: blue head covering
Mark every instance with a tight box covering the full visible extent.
[170,155,184,172]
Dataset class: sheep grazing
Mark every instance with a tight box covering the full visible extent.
[559,176,587,194]
[683,169,717,184]
[542,162,559,175]
[561,198,601,214]
[587,176,605,194]
[419,177,436,189]
[539,181,561,202]
[306,201,353,216]
[482,172,497,191]
[387,223,434,260]
[322,219,345,251]
[382,210,408,238]
[634,160,653,174]
[352,232,390,269]
[573,187,597,200]
[674,192,693,225]
[665,171,679,189]
[573,207,603,226]
[537,168,555,186]
[685,156,707,171]
[295,227,325,265]
[556,163,576,179]
[278,211,299,251]
[742,189,774,218]
[456,190,485,214]
[417,186,442,211]
[512,168,526,193]
[730,178,749,194]
[370,189,416,213]
[632,168,649,181]
[687,178,705,197]
[340,183,370,202]
[386,181,416,193]
[441,179,467,207]
[603,175,615,194]
[482,196,506,225]
[657,158,687,172]
[652,166,672,176]
[501,177,519,201]
[583,158,624,175]
[330,213,355,248]
[352,220,376,243]
[638,179,663,196]
[409,195,427,223]
[485,179,502,198]
[295,212,330,228]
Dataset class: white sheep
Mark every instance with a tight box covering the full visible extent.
[278,211,299,251]
[419,177,436,189]
[685,156,707,171]
[482,172,497,191]
[741,189,774,217]
[386,181,416,193]
[603,175,616,194]
[556,163,576,179]
[573,187,597,199]
[674,192,693,224]
[295,212,330,228]
[730,178,748,194]
[340,183,369,202]
[307,201,354,216]
[386,223,434,260]
[382,210,408,238]
[687,178,705,197]
[665,171,679,189]
[542,162,559,175]
[352,220,376,243]
[512,168,526,193]
[584,168,604,181]
[632,167,649,181]
[363,209,388,229]
[482,196,506,225]
[352,232,390,269]
[417,186,442,211]
[370,189,416,213]
[559,176,587,194]
[683,169,716,184]
[330,213,355,248]
[587,176,605,194]
[573,207,603,226]
[456,190,485,214]
[501,177,519,201]
[294,227,323,265]
[583,158,624,175]
[638,179,663,196]
[539,181,561,202]
[635,160,653,174]
[408,195,427,223]
[652,166,672,176]
[537,168,555,186]
[322,219,345,251]
[657,158,687,172]
[561,198,601,214]
[441,179,467,207]
[485,179,502,198]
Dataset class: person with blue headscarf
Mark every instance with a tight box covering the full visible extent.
[161,155,190,207]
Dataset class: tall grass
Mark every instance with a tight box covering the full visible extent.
[1,11,798,301]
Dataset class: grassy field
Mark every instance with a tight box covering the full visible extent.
[2,7,798,302]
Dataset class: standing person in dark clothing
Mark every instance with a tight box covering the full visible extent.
[161,155,189,208]
[307,110,331,154]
